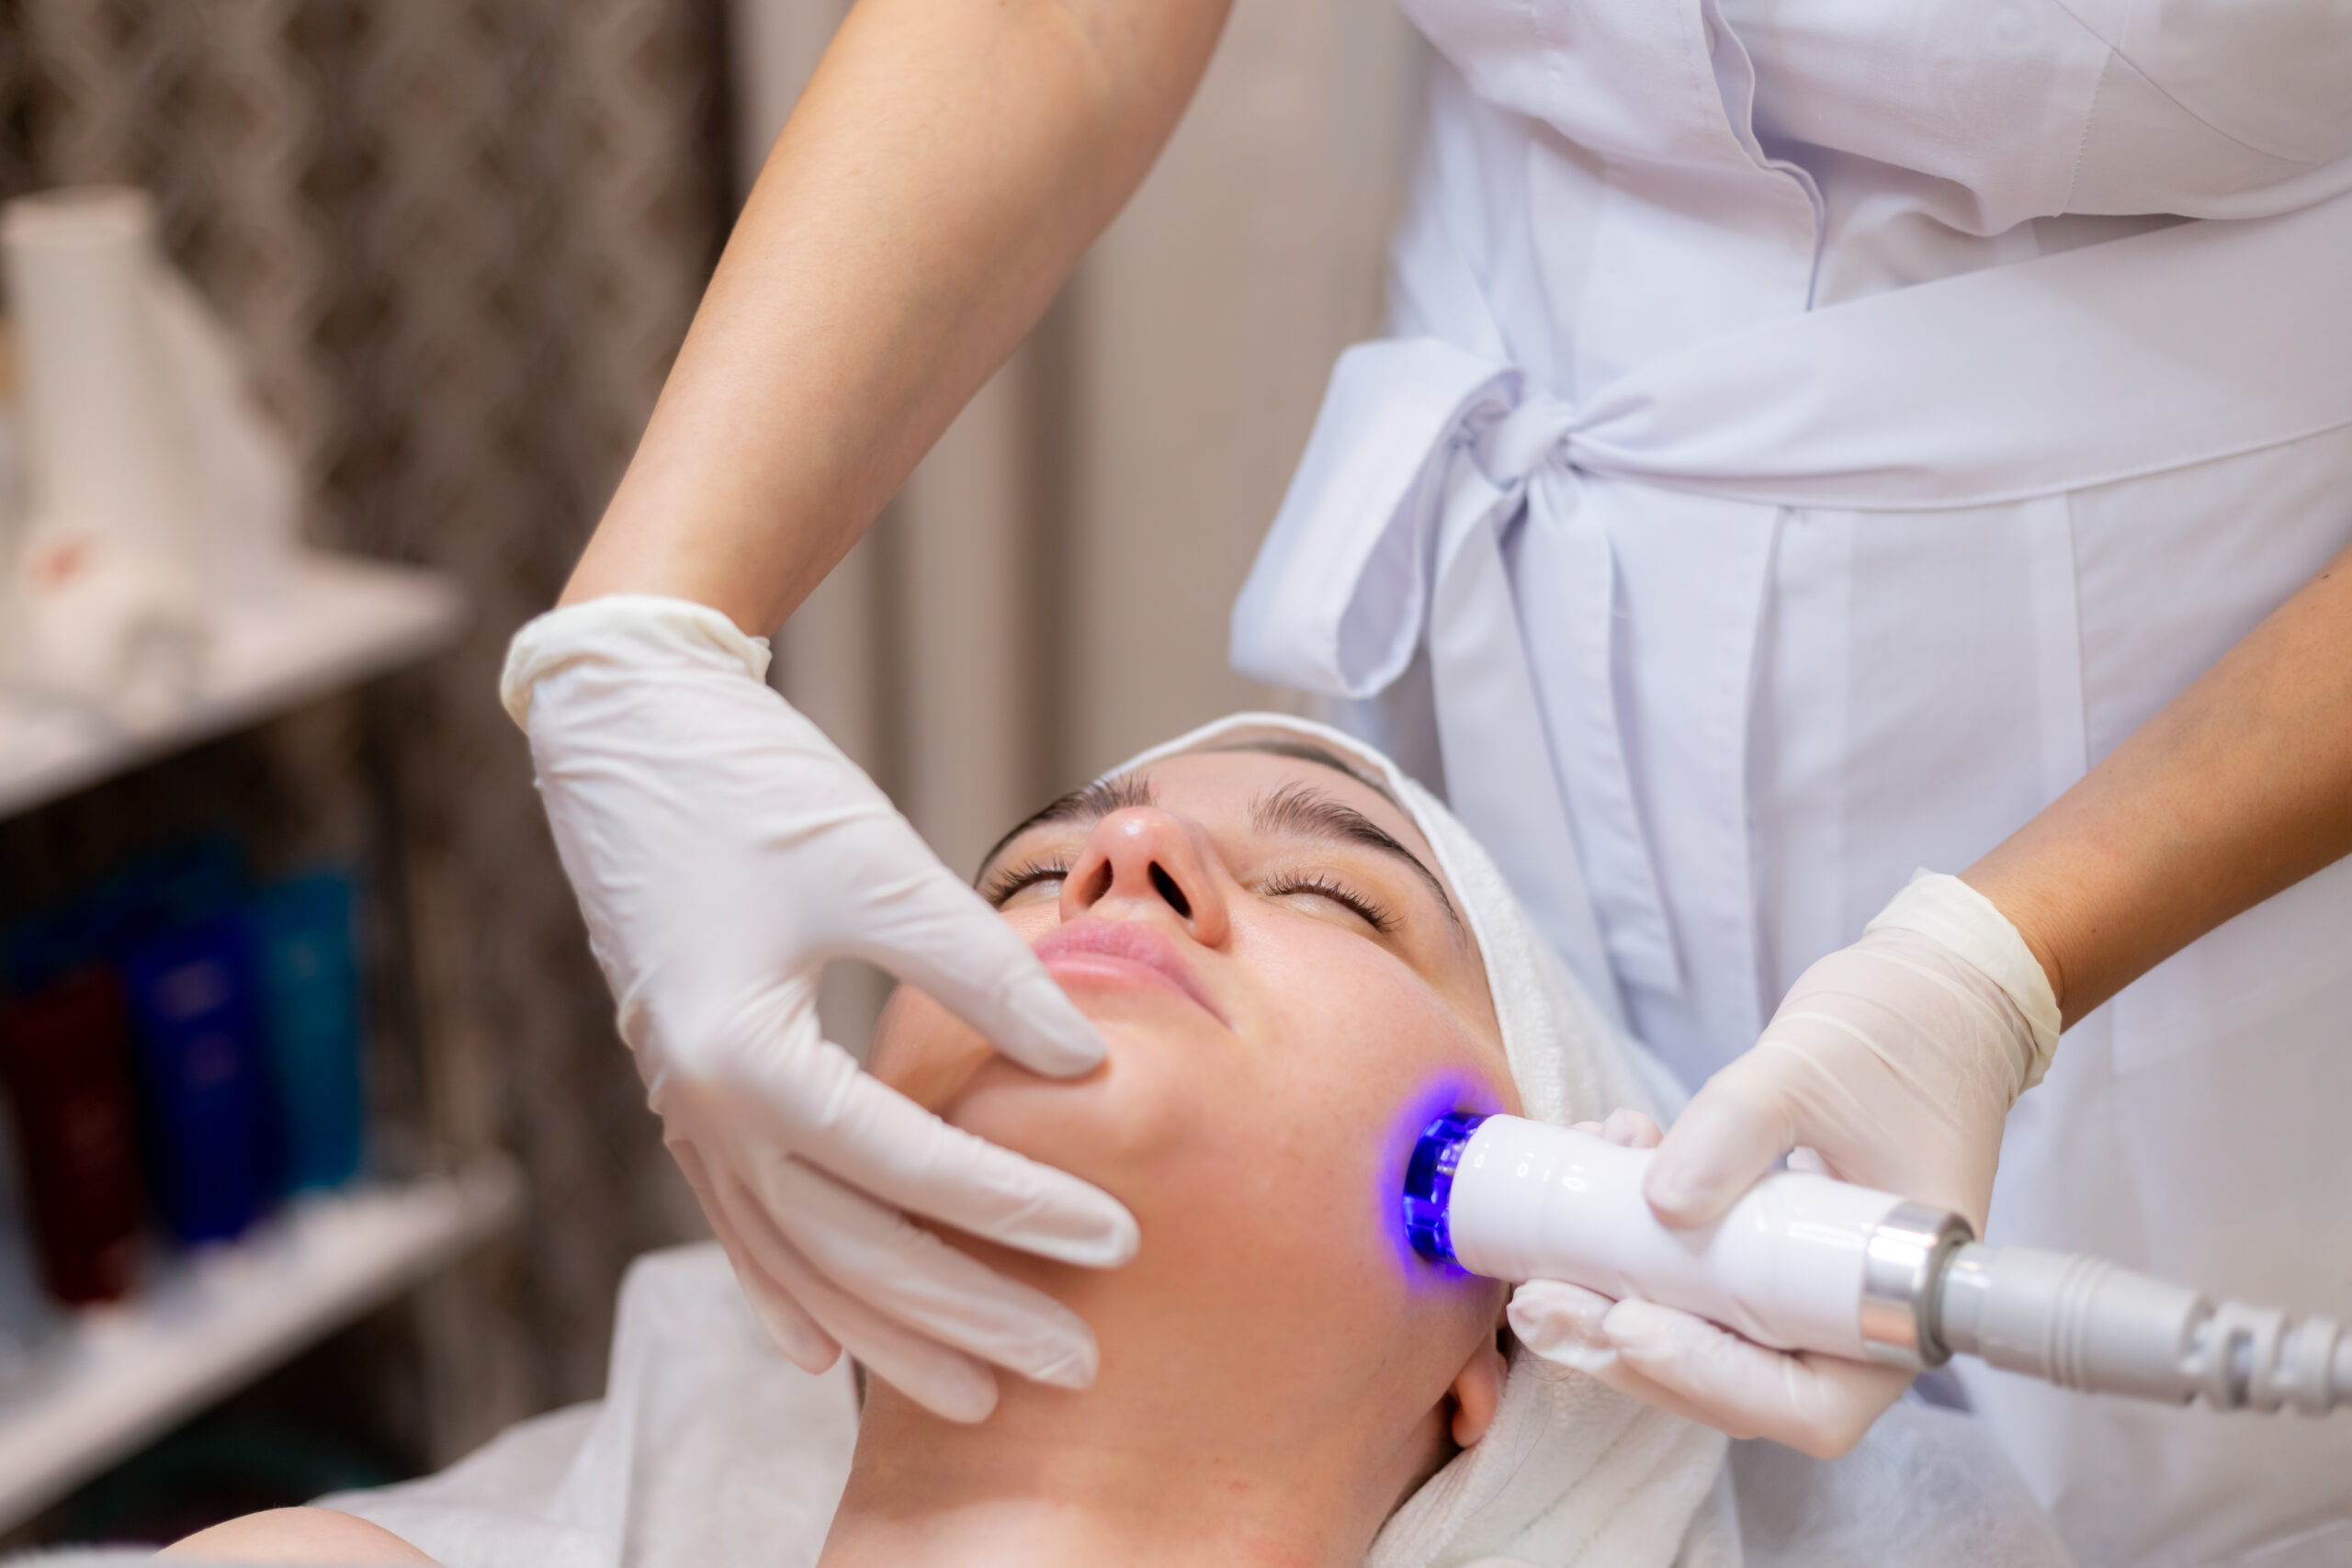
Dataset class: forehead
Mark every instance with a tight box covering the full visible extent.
[1132,750,1442,862]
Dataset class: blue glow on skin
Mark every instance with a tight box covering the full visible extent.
[1378,1071,1508,1289]
[1404,1111,1487,1264]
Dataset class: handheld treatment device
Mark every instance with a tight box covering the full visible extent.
[1407,1113,2351,1414]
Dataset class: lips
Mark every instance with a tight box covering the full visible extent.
[1033,919,1223,1022]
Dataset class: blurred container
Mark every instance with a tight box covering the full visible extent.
[1,186,300,610]
[0,187,207,722]
[2,840,373,1268]
[122,919,273,1247]
[0,969,146,1303]
[1,185,306,726]
[250,873,364,1192]
[0,188,200,577]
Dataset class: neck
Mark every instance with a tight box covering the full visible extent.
[818,1385,1396,1568]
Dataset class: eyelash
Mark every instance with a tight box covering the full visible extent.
[982,860,1398,936]
[1263,874,1400,935]
[982,861,1070,907]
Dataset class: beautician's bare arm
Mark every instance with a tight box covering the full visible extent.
[1965,541,2352,1026]
[561,0,1231,633]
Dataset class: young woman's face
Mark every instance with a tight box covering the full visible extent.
[867,741,1519,1497]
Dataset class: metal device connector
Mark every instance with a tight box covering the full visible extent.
[1859,1202,1974,1369]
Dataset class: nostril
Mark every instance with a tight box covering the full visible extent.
[1148,863,1193,919]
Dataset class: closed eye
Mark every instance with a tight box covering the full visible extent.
[986,860,1399,935]
[983,861,1069,908]
[1262,874,1398,935]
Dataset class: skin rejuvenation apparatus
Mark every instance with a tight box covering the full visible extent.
[1406,1113,2350,1414]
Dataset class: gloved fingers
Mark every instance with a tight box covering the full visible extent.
[671,1138,840,1372]
[1511,1280,1762,1438]
[1589,1108,1663,1149]
[1599,1298,1911,1460]
[738,1143,1103,1391]
[837,846,1106,1079]
[1642,1055,1801,1229]
[1510,1278,1623,1372]
[718,1052,1138,1269]
[709,1165,1003,1424]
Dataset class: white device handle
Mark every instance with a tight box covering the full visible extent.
[1421,1115,2352,1406]
[1442,1114,1945,1363]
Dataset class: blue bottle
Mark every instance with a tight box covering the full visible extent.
[122,919,271,1246]
[250,873,365,1192]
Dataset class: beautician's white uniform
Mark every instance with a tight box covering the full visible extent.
[1233,4,2352,1563]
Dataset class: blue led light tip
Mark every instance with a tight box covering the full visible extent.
[1403,1111,1487,1265]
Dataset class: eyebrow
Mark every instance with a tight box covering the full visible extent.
[1249,783,1465,940]
[976,763,1464,939]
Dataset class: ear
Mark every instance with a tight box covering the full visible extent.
[1448,1326,1510,1448]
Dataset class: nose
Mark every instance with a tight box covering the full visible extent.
[1059,807,1230,945]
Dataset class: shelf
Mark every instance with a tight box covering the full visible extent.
[0,1158,523,1530]
[0,552,467,818]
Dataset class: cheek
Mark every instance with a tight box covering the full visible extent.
[1231,925,1519,1297]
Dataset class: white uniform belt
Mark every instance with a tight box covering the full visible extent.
[1232,193,2352,1024]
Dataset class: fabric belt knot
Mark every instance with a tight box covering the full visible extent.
[1233,336,1679,1027]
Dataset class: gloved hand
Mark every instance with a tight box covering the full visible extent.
[1509,872,2059,1458]
[502,594,1138,1424]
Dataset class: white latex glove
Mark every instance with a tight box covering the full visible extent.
[502,595,1138,1423]
[1510,872,2059,1458]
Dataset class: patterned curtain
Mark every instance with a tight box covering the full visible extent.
[1,0,729,1455]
